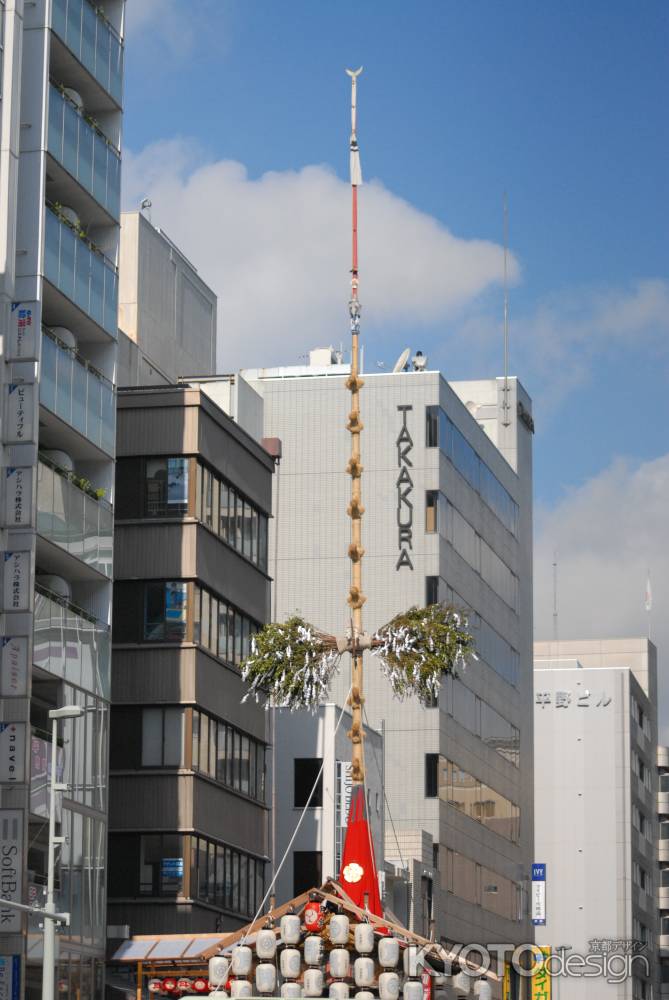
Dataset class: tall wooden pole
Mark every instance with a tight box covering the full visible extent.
[345,68,365,785]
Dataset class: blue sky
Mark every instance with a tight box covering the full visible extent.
[123,1,669,702]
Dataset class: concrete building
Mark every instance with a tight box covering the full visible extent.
[657,746,669,995]
[117,211,217,387]
[0,1,123,996]
[244,350,534,978]
[107,383,274,938]
[534,638,659,1000]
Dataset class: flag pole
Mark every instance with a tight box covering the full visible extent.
[345,66,365,786]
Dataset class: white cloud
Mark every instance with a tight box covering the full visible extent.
[534,453,669,736]
[122,139,518,370]
[445,279,669,416]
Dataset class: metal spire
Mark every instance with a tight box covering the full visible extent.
[345,66,366,785]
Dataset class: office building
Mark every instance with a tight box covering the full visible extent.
[0,1,123,996]
[245,351,534,968]
[534,638,659,1000]
[658,745,669,996]
[107,381,274,937]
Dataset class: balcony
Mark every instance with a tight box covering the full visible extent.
[51,0,123,106]
[40,327,115,456]
[47,84,120,221]
[43,206,118,339]
[37,456,112,579]
[33,585,110,700]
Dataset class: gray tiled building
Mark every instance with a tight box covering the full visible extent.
[245,351,534,978]
[534,638,659,1000]
[107,383,274,937]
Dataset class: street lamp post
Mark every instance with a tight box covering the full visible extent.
[42,705,85,1000]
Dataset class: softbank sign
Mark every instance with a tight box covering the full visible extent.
[403,944,649,985]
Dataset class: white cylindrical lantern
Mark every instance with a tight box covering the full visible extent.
[281,984,303,999]
[281,914,302,945]
[257,929,278,960]
[403,982,423,1000]
[452,971,471,996]
[355,993,374,1000]
[281,948,302,980]
[473,982,492,1000]
[303,968,324,997]
[329,914,350,945]
[256,963,277,994]
[230,981,252,999]
[207,995,228,999]
[329,984,350,1000]
[353,958,374,988]
[231,946,253,977]
[209,956,230,986]
[304,936,323,966]
[354,924,374,955]
[329,948,350,980]
[379,937,400,969]
[379,972,400,1000]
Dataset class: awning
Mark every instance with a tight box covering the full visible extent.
[112,933,235,965]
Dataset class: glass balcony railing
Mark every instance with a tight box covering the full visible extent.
[40,327,115,455]
[33,585,111,700]
[51,0,123,105]
[37,456,112,578]
[48,84,121,219]
[43,206,118,338]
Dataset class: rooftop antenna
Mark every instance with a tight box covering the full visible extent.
[140,197,152,223]
[552,550,559,643]
[392,348,411,373]
[502,192,511,427]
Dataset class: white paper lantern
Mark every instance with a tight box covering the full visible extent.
[330,948,351,980]
[329,984,350,1000]
[379,937,400,969]
[257,929,278,960]
[230,981,252,999]
[403,982,423,1000]
[231,946,253,977]
[473,982,492,1000]
[209,957,230,986]
[329,915,350,945]
[354,924,374,955]
[452,971,471,996]
[281,914,302,945]
[207,995,228,999]
[281,948,302,980]
[304,936,323,966]
[353,958,374,988]
[379,972,400,1000]
[281,984,303,999]
[355,993,374,1000]
[304,968,324,997]
[256,963,277,994]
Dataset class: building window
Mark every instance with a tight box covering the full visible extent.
[425,491,438,533]
[196,462,269,572]
[426,406,439,448]
[661,867,669,887]
[294,758,323,808]
[426,576,439,606]
[143,581,188,641]
[141,707,184,767]
[192,584,259,665]
[191,709,266,802]
[442,756,520,843]
[138,834,185,896]
[294,851,322,896]
[425,754,439,798]
[190,834,263,917]
[145,457,189,516]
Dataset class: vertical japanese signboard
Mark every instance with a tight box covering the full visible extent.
[0,811,23,934]
[532,862,547,925]
[0,955,21,1000]
[9,302,38,360]
[0,639,28,697]
[531,947,551,1000]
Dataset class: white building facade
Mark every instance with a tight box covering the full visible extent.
[245,353,534,986]
[0,1,123,996]
[534,639,659,1000]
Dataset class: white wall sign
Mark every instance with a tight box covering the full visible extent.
[9,301,38,360]
[0,639,28,697]
[531,862,546,926]
[0,955,21,1000]
[4,384,35,444]
[0,810,23,934]
[3,468,33,528]
[0,725,25,784]
[2,552,31,612]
